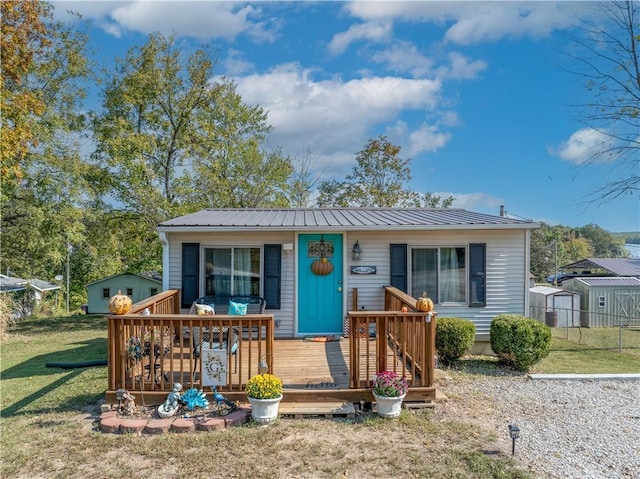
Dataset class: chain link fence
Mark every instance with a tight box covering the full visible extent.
[530,305,640,353]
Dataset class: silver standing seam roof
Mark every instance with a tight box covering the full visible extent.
[561,258,640,278]
[570,277,640,287]
[158,208,539,232]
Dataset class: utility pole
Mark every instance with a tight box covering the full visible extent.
[66,242,71,313]
[551,239,558,286]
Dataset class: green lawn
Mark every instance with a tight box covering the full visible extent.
[0,315,534,479]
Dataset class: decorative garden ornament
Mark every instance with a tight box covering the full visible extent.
[157,383,183,418]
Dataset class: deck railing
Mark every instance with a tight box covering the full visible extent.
[106,290,274,404]
[106,287,436,405]
[348,286,436,389]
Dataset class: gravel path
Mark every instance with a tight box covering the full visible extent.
[441,376,640,479]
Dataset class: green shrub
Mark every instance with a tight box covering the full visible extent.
[435,317,476,365]
[490,314,551,371]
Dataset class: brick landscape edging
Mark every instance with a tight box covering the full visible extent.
[99,404,252,435]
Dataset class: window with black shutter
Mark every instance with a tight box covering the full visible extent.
[390,244,408,292]
[263,244,282,309]
[469,243,486,307]
[181,243,200,308]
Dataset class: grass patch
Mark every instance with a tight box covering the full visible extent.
[1,314,534,479]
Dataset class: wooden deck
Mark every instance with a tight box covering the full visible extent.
[105,288,439,406]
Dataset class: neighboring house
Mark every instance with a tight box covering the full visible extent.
[86,273,162,314]
[529,285,581,328]
[562,277,640,327]
[0,274,62,318]
[561,258,640,279]
[158,208,539,341]
[0,274,61,297]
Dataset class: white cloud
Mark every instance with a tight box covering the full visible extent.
[57,1,278,42]
[551,128,613,165]
[343,1,588,45]
[222,49,254,76]
[328,21,392,55]
[437,52,487,80]
[231,64,446,174]
[448,192,504,213]
[387,121,451,157]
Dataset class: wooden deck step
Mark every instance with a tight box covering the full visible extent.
[279,401,356,419]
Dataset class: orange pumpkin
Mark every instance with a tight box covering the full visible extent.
[400,306,409,313]
[311,257,334,276]
[415,292,433,312]
[109,290,132,315]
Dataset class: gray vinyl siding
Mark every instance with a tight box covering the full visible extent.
[166,231,295,338]
[166,228,529,340]
[344,229,527,340]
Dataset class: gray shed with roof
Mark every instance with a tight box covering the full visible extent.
[562,277,640,327]
[158,207,539,341]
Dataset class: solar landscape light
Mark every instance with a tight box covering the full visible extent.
[508,424,521,455]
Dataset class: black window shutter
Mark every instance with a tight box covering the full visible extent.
[469,243,486,307]
[389,244,408,293]
[263,244,281,309]
[181,243,200,308]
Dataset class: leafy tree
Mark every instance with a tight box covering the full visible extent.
[575,224,628,257]
[317,135,453,208]
[0,0,49,186]
[181,82,293,209]
[530,222,629,281]
[563,0,640,201]
[93,34,295,271]
[1,1,95,306]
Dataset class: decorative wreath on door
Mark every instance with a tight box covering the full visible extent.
[310,235,334,276]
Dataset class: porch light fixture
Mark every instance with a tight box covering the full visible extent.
[508,424,520,455]
[352,241,362,261]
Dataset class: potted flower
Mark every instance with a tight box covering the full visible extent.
[371,370,408,418]
[245,373,283,425]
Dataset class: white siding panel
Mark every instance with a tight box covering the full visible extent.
[167,231,296,337]
[167,228,529,340]
[344,230,528,339]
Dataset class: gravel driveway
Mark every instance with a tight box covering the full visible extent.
[440,376,640,479]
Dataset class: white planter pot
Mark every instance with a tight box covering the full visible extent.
[247,395,282,425]
[373,392,405,418]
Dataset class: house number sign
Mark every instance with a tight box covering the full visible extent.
[350,266,377,275]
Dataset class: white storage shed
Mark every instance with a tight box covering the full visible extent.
[529,286,581,327]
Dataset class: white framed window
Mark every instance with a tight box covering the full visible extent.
[598,296,605,307]
[410,246,466,304]
[203,247,261,296]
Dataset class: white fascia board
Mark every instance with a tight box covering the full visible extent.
[157,223,540,234]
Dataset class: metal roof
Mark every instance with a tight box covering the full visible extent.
[529,286,576,295]
[0,274,61,293]
[561,258,640,277]
[85,272,162,288]
[569,277,640,287]
[158,208,538,232]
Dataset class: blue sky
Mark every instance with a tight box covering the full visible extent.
[54,1,639,232]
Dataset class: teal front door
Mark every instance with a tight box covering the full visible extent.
[297,234,343,334]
